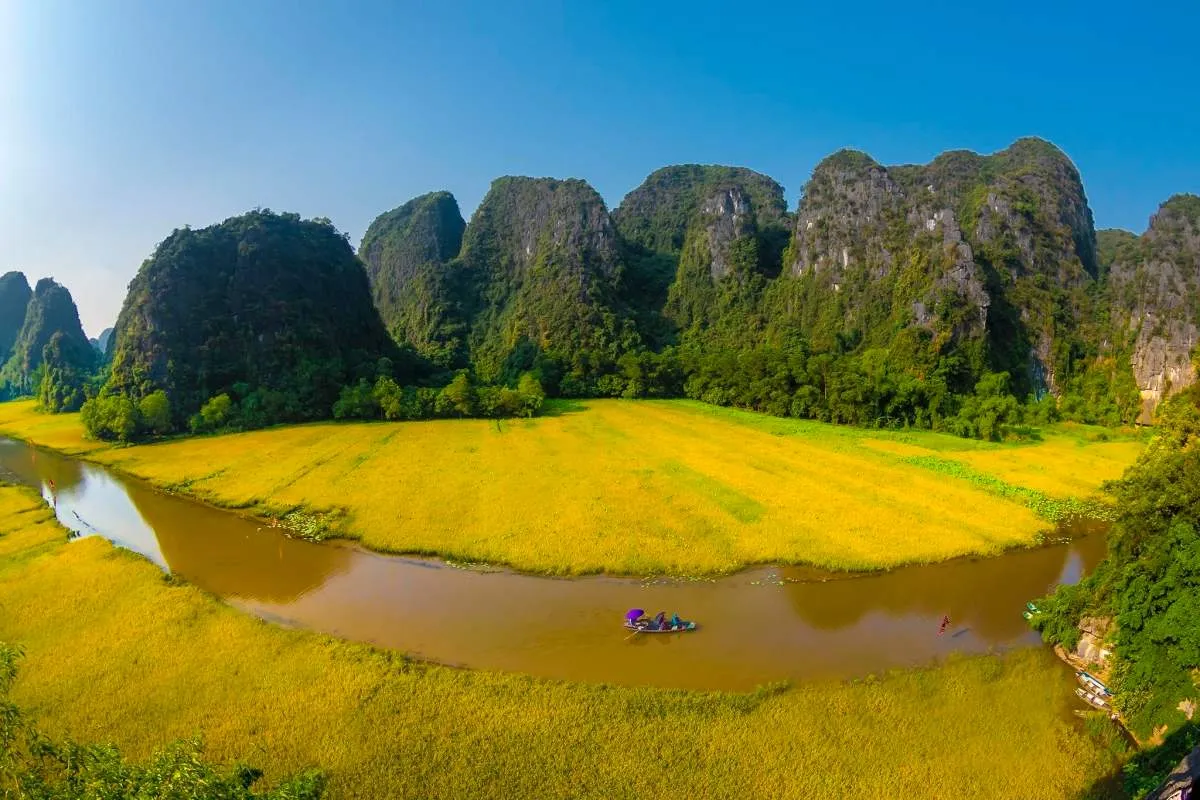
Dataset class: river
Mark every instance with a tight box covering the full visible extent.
[0,437,1105,691]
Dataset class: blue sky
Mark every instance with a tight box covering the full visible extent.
[2,0,1198,335]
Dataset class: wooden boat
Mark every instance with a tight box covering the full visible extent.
[624,620,697,633]
[1076,670,1112,696]
[1076,687,1110,710]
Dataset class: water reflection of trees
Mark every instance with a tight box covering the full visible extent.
[1,438,352,604]
[128,483,353,604]
[0,441,87,494]
[780,543,1082,641]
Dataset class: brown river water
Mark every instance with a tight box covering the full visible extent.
[0,437,1106,691]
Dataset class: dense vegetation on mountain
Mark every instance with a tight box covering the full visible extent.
[0,272,32,364]
[359,191,467,366]
[0,278,94,409]
[595,140,1166,436]
[13,139,1197,443]
[613,165,790,348]
[1034,387,1200,740]
[454,177,641,394]
[78,210,545,441]
[344,141,1194,440]
[1104,195,1200,422]
[101,211,404,432]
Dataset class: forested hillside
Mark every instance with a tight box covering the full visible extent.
[363,139,1196,436]
[1034,386,1200,745]
[359,191,466,366]
[0,277,95,410]
[103,211,403,430]
[0,272,32,365]
[11,138,1196,442]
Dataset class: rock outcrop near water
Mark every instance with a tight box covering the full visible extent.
[359,191,466,366]
[107,210,398,422]
[0,271,32,364]
[0,277,95,403]
[1103,195,1200,419]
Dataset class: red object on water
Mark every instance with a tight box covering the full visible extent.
[938,615,950,635]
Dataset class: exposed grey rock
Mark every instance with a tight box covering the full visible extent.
[1106,196,1200,419]
[701,187,755,281]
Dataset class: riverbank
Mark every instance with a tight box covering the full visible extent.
[0,481,1123,798]
[0,399,1142,575]
[0,434,1115,688]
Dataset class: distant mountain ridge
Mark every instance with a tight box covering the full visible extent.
[361,138,1194,424]
[0,276,95,409]
[74,137,1198,434]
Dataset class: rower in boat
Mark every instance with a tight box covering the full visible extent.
[623,608,697,633]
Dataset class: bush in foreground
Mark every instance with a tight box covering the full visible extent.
[0,641,326,799]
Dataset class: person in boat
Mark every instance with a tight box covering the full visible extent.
[670,613,683,630]
[653,611,667,630]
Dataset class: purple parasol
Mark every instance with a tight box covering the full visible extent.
[625,608,644,623]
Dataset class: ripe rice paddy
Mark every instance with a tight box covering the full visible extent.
[0,399,1144,575]
[0,483,1123,799]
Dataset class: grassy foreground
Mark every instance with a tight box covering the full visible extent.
[0,399,1142,574]
[0,483,1121,799]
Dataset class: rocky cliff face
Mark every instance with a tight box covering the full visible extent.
[664,185,774,333]
[107,210,398,421]
[363,141,1196,424]
[782,138,1096,394]
[91,327,115,358]
[359,191,466,366]
[1105,195,1200,419]
[0,278,93,395]
[783,150,989,354]
[457,177,635,386]
[0,271,32,364]
[615,165,789,343]
[614,165,788,256]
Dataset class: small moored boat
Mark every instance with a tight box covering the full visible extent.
[1076,687,1110,710]
[1076,670,1112,696]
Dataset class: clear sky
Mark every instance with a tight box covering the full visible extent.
[2,0,1198,336]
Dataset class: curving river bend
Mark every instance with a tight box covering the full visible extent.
[0,437,1104,691]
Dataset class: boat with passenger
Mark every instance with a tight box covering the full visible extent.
[624,608,697,633]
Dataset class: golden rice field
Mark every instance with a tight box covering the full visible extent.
[0,399,1145,574]
[0,483,1123,799]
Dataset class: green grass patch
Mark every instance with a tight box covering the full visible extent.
[901,455,1117,522]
